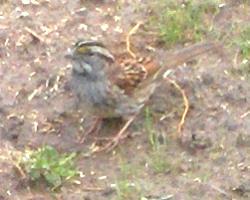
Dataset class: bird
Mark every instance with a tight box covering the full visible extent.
[65,39,219,151]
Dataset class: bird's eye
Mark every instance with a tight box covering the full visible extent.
[88,52,95,56]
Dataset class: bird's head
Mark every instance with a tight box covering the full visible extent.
[65,39,114,76]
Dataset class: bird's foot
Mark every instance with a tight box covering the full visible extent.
[79,117,102,144]
[93,116,136,153]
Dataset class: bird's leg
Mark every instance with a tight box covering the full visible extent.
[94,115,136,153]
[79,117,102,144]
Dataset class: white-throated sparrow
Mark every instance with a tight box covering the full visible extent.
[66,39,218,150]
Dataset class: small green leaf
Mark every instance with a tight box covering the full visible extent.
[20,145,78,189]
[45,172,62,187]
[29,170,41,180]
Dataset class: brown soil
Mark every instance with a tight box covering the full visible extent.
[0,0,249,199]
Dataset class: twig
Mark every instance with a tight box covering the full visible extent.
[81,187,105,191]
[165,77,189,138]
[25,27,46,43]
[240,110,250,119]
[233,49,240,68]
[13,161,26,179]
[206,183,231,199]
[28,85,43,101]
[126,21,143,58]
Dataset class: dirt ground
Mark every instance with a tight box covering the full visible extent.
[0,0,250,199]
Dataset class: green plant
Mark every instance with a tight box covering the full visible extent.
[231,26,250,79]
[149,0,220,47]
[119,160,138,178]
[116,179,142,200]
[21,145,78,189]
[233,61,250,79]
[144,107,160,151]
[144,108,173,174]
[147,149,172,174]
[115,160,144,200]
[235,26,250,60]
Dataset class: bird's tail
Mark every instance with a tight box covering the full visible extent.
[154,41,227,81]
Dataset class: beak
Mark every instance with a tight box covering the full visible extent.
[64,48,74,59]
